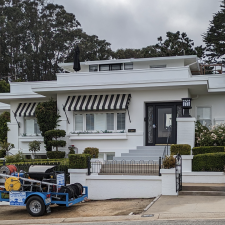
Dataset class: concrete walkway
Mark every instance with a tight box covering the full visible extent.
[144,195,225,220]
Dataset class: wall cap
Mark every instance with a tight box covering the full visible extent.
[176,117,196,122]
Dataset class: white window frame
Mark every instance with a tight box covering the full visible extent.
[24,117,41,135]
[196,106,212,127]
[73,111,126,132]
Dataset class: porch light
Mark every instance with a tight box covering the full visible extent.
[182,98,192,117]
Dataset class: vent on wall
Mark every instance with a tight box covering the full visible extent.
[150,65,166,69]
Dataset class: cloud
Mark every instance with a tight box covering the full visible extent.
[52,0,221,50]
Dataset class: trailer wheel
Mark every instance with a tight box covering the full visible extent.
[26,196,46,217]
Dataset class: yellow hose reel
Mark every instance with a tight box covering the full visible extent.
[5,177,21,191]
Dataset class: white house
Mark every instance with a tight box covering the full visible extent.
[0,55,224,159]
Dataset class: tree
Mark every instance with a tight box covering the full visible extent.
[65,29,114,62]
[0,111,10,142]
[0,80,9,93]
[35,98,60,151]
[1,0,81,81]
[203,2,225,64]
[29,140,41,159]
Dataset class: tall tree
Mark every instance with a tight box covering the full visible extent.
[203,1,225,64]
[65,29,114,62]
[0,0,81,81]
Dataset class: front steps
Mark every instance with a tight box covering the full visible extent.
[113,146,168,162]
[179,183,225,196]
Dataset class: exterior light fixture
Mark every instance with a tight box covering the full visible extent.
[182,98,192,117]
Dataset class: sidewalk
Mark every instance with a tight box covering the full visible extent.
[143,195,225,220]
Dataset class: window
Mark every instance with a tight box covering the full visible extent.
[150,65,166,69]
[197,107,211,127]
[75,114,83,131]
[99,64,122,71]
[117,113,125,130]
[25,117,41,135]
[124,62,133,70]
[89,65,98,72]
[74,112,125,132]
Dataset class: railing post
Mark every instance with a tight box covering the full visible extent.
[87,156,91,176]
[159,157,161,176]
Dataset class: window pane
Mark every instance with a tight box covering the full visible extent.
[197,107,211,120]
[94,113,107,131]
[75,114,83,131]
[89,65,98,72]
[117,113,125,130]
[111,64,122,70]
[99,64,109,71]
[107,113,114,130]
[124,62,133,70]
[34,119,41,134]
[26,119,34,134]
[86,114,94,130]
[197,107,211,127]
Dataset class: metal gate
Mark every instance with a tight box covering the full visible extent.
[175,154,182,192]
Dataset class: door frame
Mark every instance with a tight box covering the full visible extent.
[145,102,182,146]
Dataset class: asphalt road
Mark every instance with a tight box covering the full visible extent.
[25,220,225,225]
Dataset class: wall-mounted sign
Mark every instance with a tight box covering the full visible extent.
[128,129,136,133]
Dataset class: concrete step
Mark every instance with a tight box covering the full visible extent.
[180,183,225,196]
[182,186,225,192]
[136,146,168,150]
[113,156,160,161]
[128,150,165,154]
[179,191,225,196]
[121,152,164,157]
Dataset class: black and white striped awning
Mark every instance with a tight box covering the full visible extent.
[14,103,38,117]
[64,94,131,111]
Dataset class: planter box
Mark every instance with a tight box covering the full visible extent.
[69,133,127,140]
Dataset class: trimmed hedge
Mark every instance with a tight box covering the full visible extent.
[192,152,225,171]
[69,154,90,169]
[47,151,65,159]
[192,146,225,155]
[48,140,66,147]
[0,150,6,158]
[83,147,99,158]
[170,144,191,155]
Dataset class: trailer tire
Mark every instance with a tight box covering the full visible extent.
[26,196,46,217]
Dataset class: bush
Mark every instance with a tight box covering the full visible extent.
[69,154,90,169]
[192,152,225,171]
[170,144,191,155]
[47,151,65,159]
[192,146,225,155]
[0,150,6,158]
[163,155,176,169]
[83,147,99,158]
[195,122,225,146]
[45,129,66,151]
[29,140,41,153]
[5,151,25,163]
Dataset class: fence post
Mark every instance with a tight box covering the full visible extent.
[159,157,161,176]
[87,156,91,176]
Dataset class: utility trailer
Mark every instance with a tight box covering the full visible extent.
[0,165,88,217]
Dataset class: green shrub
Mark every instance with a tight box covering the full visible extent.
[29,140,41,154]
[83,147,99,158]
[192,146,225,155]
[192,152,225,171]
[68,146,75,154]
[5,151,25,163]
[45,129,66,151]
[170,144,191,155]
[0,150,6,158]
[47,151,65,159]
[163,155,176,169]
[69,154,90,169]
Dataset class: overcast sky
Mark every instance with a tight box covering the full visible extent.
[52,0,222,51]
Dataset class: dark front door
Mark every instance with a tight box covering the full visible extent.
[146,102,182,146]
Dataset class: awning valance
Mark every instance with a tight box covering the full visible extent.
[64,94,131,111]
[14,103,38,117]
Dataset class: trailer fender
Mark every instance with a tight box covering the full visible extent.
[25,193,50,205]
